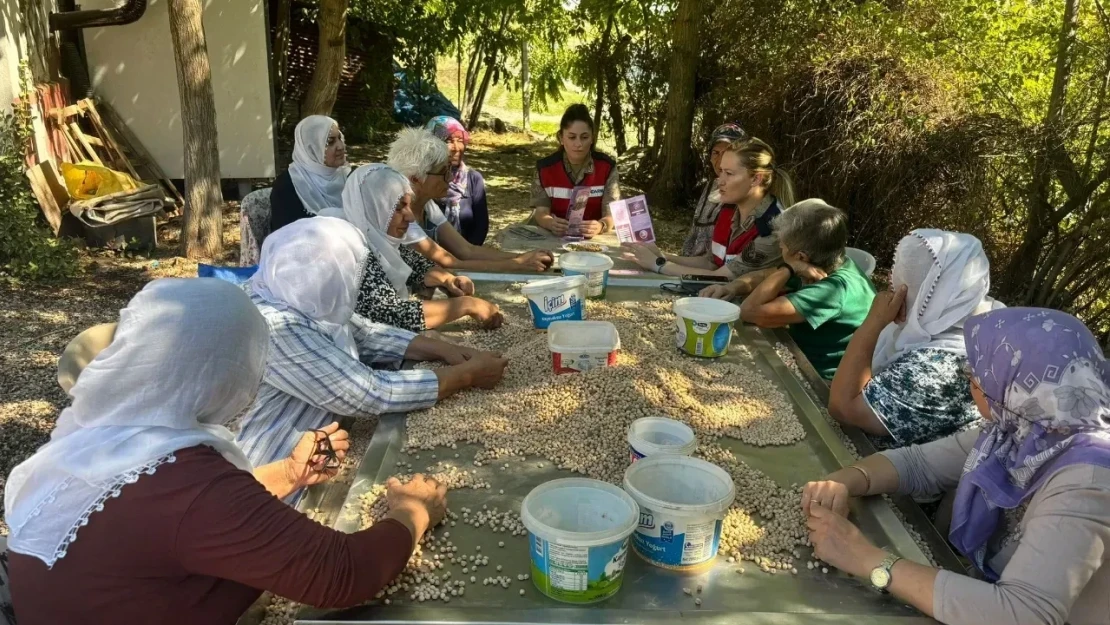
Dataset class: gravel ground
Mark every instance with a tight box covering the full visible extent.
[0,131,693,535]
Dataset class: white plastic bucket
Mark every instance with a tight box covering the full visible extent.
[521,478,639,604]
[560,252,614,299]
[673,297,741,358]
[623,455,735,571]
[521,275,588,330]
[547,321,620,374]
[627,417,697,463]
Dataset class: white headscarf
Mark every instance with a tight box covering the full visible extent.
[872,229,1005,372]
[250,216,368,357]
[288,115,350,214]
[320,164,414,298]
[4,278,268,567]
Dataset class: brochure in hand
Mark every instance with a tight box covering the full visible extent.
[610,195,655,244]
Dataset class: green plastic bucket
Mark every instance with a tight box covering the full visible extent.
[673,297,741,358]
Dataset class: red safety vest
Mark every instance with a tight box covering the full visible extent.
[536,150,616,221]
[710,201,782,267]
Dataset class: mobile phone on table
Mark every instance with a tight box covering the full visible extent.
[681,274,729,283]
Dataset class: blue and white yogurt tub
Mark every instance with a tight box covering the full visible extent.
[627,417,697,463]
[521,275,588,330]
[521,478,639,604]
[623,455,735,571]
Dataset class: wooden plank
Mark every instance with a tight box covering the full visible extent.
[96,100,184,207]
[69,122,102,165]
[83,101,143,181]
[60,126,85,161]
[26,162,68,235]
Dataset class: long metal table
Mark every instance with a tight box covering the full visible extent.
[296,275,954,624]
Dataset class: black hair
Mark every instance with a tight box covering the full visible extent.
[559,104,595,136]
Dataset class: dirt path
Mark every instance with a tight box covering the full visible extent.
[0,131,693,532]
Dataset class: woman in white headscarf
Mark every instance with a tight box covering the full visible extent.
[4,278,454,624]
[269,115,350,233]
[828,229,1005,447]
[324,163,504,332]
[235,217,509,479]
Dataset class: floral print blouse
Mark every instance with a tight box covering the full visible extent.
[353,246,435,333]
[863,348,981,449]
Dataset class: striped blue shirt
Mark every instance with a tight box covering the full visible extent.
[236,294,439,493]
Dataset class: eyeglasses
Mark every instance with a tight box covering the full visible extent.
[311,429,342,472]
[961,362,1053,428]
[429,166,451,182]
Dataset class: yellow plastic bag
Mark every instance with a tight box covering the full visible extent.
[60,162,140,200]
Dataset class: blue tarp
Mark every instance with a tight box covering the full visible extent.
[197,263,258,285]
[393,65,462,127]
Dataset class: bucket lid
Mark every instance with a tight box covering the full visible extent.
[521,478,640,548]
[623,455,735,519]
[560,251,615,272]
[521,274,588,295]
[547,321,621,353]
[673,297,741,324]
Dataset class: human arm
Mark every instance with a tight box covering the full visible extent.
[353,259,427,333]
[407,236,551,272]
[422,297,503,330]
[433,352,509,399]
[404,333,501,365]
[808,466,1110,625]
[583,165,620,238]
[699,267,778,300]
[177,458,446,609]
[265,319,440,417]
[623,242,731,277]
[740,266,808,327]
[800,453,902,516]
[827,287,908,434]
[532,206,570,236]
[252,422,349,500]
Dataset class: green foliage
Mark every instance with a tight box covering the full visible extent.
[0,87,77,281]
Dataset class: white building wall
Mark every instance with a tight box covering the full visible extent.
[82,0,276,179]
[0,0,56,160]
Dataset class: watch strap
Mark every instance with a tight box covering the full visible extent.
[778,262,796,279]
[873,553,902,592]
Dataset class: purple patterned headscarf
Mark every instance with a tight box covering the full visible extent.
[950,307,1110,580]
[424,116,470,229]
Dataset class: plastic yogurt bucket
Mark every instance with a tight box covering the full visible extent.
[521,275,588,330]
[521,478,639,604]
[559,252,615,299]
[627,417,697,463]
[673,297,741,358]
[547,321,620,374]
[623,455,735,570]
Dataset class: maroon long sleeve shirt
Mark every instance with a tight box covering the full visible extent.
[9,445,412,625]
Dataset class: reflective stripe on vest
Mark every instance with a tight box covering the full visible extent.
[536,153,614,221]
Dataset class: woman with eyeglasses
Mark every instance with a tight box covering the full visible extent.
[387,127,553,273]
[801,307,1110,625]
[4,278,450,624]
[269,115,350,234]
[322,163,505,332]
[828,230,1006,448]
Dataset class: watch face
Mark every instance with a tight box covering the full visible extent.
[870,567,891,589]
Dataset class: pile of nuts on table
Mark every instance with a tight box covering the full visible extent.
[260,297,929,623]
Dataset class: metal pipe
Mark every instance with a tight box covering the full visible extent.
[49,0,148,32]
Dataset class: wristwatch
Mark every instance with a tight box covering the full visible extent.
[869,552,902,593]
[654,256,667,274]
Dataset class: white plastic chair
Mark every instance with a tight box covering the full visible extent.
[845,247,876,277]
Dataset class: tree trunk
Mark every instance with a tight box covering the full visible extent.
[606,36,628,155]
[648,0,702,208]
[593,13,615,136]
[300,0,348,117]
[272,0,292,118]
[168,0,224,258]
[463,40,484,114]
[467,54,496,129]
[466,10,513,130]
[521,39,531,132]
[457,42,463,110]
[1001,0,1081,302]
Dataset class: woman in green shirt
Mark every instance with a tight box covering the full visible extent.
[700,199,876,378]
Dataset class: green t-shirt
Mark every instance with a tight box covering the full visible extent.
[784,258,876,379]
